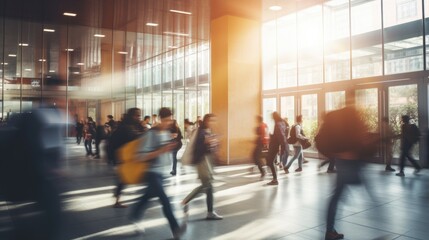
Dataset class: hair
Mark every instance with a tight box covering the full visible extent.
[202,113,216,129]
[144,115,150,121]
[272,111,282,122]
[256,115,263,123]
[158,107,173,119]
[127,108,141,118]
[296,115,303,123]
[401,115,410,123]
[107,115,113,119]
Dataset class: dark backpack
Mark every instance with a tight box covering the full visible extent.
[287,125,297,144]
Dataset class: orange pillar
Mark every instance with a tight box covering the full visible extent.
[211,0,261,164]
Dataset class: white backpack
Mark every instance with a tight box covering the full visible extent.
[181,128,199,165]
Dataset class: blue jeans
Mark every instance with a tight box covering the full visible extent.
[130,172,179,232]
[286,145,302,169]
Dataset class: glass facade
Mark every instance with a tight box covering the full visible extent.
[262,0,428,164]
[0,0,210,132]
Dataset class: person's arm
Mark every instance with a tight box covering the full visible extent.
[137,131,176,162]
[296,125,306,140]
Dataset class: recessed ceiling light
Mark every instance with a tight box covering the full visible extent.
[164,31,189,37]
[146,23,158,27]
[49,70,55,73]
[18,43,29,46]
[8,54,17,57]
[63,12,77,17]
[73,72,80,74]
[1,62,8,65]
[77,63,84,65]
[25,68,32,71]
[118,51,128,55]
[169,9,192,15]
[168,46,179,49]
[43,28,55,32]
[269,6,282,11]
[38,59,47,62]
[94,34,105,38]
[65,48,74,52]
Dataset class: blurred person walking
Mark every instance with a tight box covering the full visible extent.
[284,115,308,173]
[265,112,287,185]
[315,106,377,240]
[252,115,269,179]
[109,108,145,208]
[170,119,183,176]
[181,114,223,220]
[129,107,186,239]
[396,115,422,176]
[84,117,96,157]
[382,117,396,172]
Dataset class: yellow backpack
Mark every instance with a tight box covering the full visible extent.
[116,136,149,184]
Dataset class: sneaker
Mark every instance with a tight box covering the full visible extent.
[396,172,405,177]
[260,171,266,180]
[325,230,344,240]
[170,171,176,176]
[206,211,223,220]
[284,168,289,174]
[266,180,278,185]
[173,223,187,239]
[113,202,127,208]
[385,166,395,172]
[303,160,309,164]
[295,167,302,172]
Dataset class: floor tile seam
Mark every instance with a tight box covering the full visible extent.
[340,218,407,235]
[392,235,422,240]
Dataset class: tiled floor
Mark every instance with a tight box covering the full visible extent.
[1,140,429,240]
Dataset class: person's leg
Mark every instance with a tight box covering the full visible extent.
[285,146,300,169]
[130,173,155,220]
[267,151,277,180]
[152,173,179,232]
[182,185,204,205]
[297,146,303,169]
[95,140,100,158]
[84,140,91,155]
[397,147,407,175]
[327,159,336,172]
[405,146,421,170]
[113,180,126,208]
[171,150,178,175]
[253,143,265,175]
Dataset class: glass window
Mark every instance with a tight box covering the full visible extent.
[301,94,318,151]
[277,14,297,88]
[325,91,346,111]
[351,0,383,78]
[324,0,350,82]
[263,98,277,134]
[384,0,423,75]
[262,21,277,90]
[297,6,323,85]
[424,0,429,69]
[388,84,418,158]
[280,96,295,125]
[355,88,379,132]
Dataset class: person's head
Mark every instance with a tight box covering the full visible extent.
[152,114,158,122]
[296,115,303,124]
[126,108,141,124]
[184,118,191,126]
[107,115,113,120]
[158,107,173,129]
[143,115,150,123]
[256,115,263,123]
[401,115,410,124]
[87,117,93,122]
[202,113,216,129]
[272,111,282,122]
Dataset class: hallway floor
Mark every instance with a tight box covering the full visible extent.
[1,140,429,240]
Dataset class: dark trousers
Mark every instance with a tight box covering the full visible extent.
[76,133,82,144]
[327,160,361,232]
[171,150,179,173]
[266,147,278,180]
[94,139,101,157]
[130,172,179,232]
[84,139,93,155]
[399,144,421,173]
[252,142,265,174]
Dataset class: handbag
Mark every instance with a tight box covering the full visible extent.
[299,138,312,150]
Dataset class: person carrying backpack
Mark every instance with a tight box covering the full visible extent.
[396,115,422,177]
[252,115,269,179]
